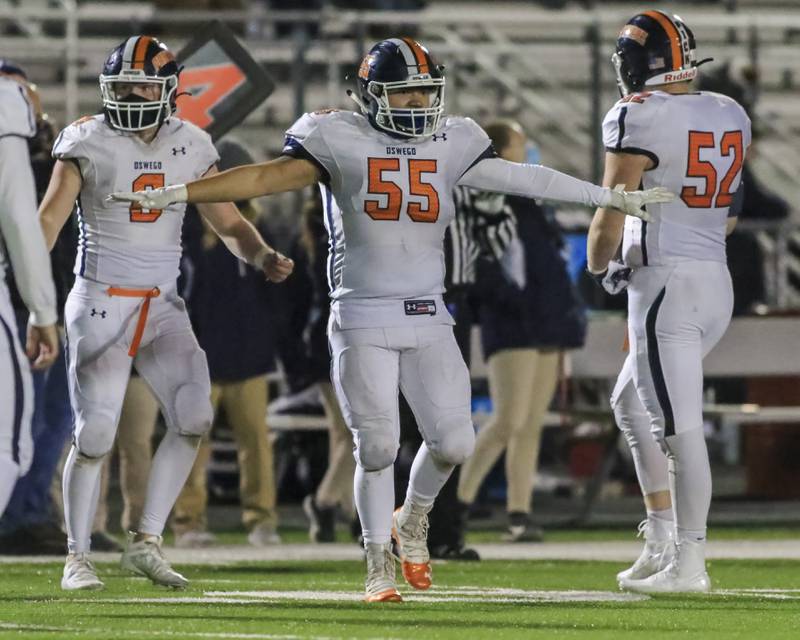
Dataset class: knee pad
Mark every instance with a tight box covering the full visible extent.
[74,411,117,458]
[353,417,398,471]
[428,414,475,466]
[611,381,652,450]
[172,382,213,437]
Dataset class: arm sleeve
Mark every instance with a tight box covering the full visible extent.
[52,122,90,176]
[0,136,57,326]
[458,157,613,208]
[452,117,497,179]
[281,113,334,183]
[194,128,221,178]
[0,80,36,139]
[602,100,660,168]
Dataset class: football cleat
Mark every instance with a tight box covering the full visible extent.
[392,504,432,591]
[621,559,711,594]
[120,532,188,589]
[364,542,402,603]
[61,553,104,591]
[617,519,675,588]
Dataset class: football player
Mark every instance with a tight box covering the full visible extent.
[587,11,750,593]
[39,36,293,591]
[0,65,59,519]
[112,37,672,602]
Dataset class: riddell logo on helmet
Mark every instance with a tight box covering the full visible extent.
[664,70,695,82]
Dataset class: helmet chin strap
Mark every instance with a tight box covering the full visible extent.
[346,89,368,113]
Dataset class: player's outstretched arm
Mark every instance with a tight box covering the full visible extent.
[457,156,671,219]
[587,151,651,274]
[196,166,294,283]
[109,156,321,209]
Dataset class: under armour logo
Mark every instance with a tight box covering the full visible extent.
[432,133,447,142]
[172,147,187,155]
[90,308,107,318]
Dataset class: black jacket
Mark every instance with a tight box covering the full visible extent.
[476,195,586,357]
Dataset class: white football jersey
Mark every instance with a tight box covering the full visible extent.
[0,77,57,326]
[53,115,218,286]
[0,77,36,139]
[603,90,751,267]
[283,110,493,329]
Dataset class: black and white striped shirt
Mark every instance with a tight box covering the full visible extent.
[444,185,519,289]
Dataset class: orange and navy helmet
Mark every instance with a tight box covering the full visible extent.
[355,38,445,138]
[99,36,181,132]
[612,11,712,96]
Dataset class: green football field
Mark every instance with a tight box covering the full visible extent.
[2,529,800,640]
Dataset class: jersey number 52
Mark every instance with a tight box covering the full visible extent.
[681,130,744,209]
[364,158,440,223]
[130,173,165,222]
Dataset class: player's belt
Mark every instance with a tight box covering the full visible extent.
[106,286,161,357]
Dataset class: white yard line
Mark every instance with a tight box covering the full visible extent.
[3,539,799,564]
[0,621,340,640]
[82,587,647,605]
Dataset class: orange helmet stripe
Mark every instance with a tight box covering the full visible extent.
[643,11,682,70]
[401,37,429,74]
[131,36,153,70]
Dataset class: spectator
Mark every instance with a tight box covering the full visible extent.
[299,192,357,542]
[171,139,281,547]
[457,120,586,542]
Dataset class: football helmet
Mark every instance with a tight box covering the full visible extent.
[354,38,444,138]
[612,11,711,96]
[99,36,180,132]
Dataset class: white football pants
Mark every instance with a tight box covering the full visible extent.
[0,281,34,517]
[626,261,733,446]
[62,276,212,552]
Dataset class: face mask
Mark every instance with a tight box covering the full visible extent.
[112,92,162,130]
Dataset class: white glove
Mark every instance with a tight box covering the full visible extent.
[606,183,674,221]
[107,184,188,209]
[601,260,632,295]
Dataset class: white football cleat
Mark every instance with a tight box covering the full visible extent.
[61,553,104,591]
[120,532,188,589]
[392,502,432,591]
[620,559,710,594]
[363,542,402,603]
[617,519,675,588]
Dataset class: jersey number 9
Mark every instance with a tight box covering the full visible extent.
[129,173,165,223]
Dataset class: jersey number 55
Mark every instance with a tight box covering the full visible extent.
[364,157,440,223]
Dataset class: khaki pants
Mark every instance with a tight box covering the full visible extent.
[172,375,276,533]
[458,349,560,514]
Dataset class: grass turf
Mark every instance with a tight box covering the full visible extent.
[1,557,799,639]
[206,524,800,546]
